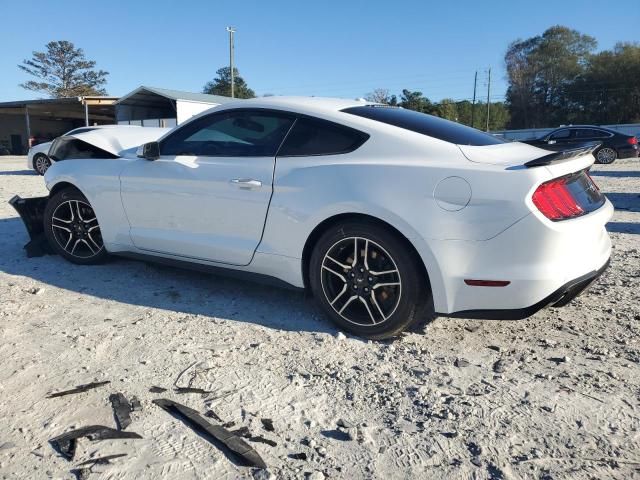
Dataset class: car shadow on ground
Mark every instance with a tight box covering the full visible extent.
[605,192,640,212]
[591,170,640,178]
[606,222,640,234]
[0,216,338,335]
[0,169,35,176]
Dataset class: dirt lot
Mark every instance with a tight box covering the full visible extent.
[0,156,638,480]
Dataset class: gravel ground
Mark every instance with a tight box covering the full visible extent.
[0,156,638,480]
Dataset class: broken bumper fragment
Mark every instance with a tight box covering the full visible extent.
[9,195,52,257]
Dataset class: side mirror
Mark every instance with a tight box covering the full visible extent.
[137,141,160,160]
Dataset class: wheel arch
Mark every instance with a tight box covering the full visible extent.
[301,212,432,296]
[48,180,87,199]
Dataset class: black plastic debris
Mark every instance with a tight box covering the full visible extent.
[149,386,167,393]
[320,429,351,441]
[109,393,133,430]
[174,387,212,394]
[8,195,53,257]
[249,436,277,447]
[153,398,267,469]
[232,426,251,438]
[71,467,91,480]
[47,381,111,399]
[289,452,308,460]
[204,410,224,422]
[130,396,142,412]
[261,419,274,432]
[77,453,127,466]
[49,426,142,461]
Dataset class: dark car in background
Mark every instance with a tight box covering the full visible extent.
[522,126,639,164]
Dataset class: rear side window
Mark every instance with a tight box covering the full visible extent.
[342,105,503,146]
[277,117,369,157]
[574,128,611,139]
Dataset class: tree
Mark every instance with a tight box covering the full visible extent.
[568,42,640,124]
[365,88,392,104]
[202,67,255,98]
[505,26,597,128]
[398,89,433,113]
[18,41,109,97]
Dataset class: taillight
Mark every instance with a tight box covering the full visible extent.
[532,177,584,221]
[627,136,638,145]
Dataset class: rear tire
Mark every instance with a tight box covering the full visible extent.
[44,188,108,265]
[33,154,51,175]
[309,220,428,339]
[595,147,617,164]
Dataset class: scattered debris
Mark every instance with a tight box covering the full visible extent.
[109,393,134,430]
[205,410,224,422]
[76,453,128,466]
[46,381,111,399]
[454,358,470,368]
[261,418,275,432]
[174,387,212,394]
[149,386,167,393]
[49,425,142,461]
[336,418,354,429]
[153,398,267,468]
[232,426,251,438]
[289,452,308,460]
[130,396,142,411]
[70,467,91,480]
[493,359,514,374]
[253,468,276,480]
[249,435,277,447]
[321,429,351,441]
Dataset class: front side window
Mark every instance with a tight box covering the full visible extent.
[342,105,504,146]
[549,129,571,140]
[161,110,294,157]
[277,117,369,156]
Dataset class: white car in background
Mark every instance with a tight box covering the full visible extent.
[11,97,612,339]
[27,125,140,175]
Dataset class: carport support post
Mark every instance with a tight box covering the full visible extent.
[24,106,31,150]
[84,99,89,126]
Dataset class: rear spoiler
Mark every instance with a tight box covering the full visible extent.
[524,141,601,168]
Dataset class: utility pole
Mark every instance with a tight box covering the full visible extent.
[486,67,491,132]
[226,26,236,98]
[471,71,477,128]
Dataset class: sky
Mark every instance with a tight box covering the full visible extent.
[1,0,638,103]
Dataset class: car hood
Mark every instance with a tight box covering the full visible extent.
[49,126,170,161]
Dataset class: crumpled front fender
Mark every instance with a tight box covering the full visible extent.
[8,195,53,257]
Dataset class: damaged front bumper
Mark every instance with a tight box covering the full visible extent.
[9,195,52,257]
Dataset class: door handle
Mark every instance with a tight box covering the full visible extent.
[230,178,262,188]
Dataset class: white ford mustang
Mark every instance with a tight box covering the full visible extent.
[11,97,612,338]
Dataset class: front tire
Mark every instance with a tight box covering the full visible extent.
[309,220,428,339]
[33,154,51,175]
[595,147,617,164]
[44,188,108,265]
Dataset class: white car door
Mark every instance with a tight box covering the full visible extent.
[119,109,295,266]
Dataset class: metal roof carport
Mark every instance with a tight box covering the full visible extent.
[0,97,117,154]
[115,86,236,127]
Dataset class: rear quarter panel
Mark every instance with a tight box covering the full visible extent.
[260,133,552,312]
